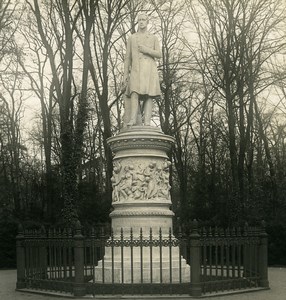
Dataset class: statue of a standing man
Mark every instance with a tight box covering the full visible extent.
[122,13,162,127]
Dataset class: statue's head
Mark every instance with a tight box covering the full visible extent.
[137,12,148,31]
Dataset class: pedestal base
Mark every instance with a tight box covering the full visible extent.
[96,126,190,284]
[94,242,190,283]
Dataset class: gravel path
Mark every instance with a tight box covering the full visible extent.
[0,268,285,299]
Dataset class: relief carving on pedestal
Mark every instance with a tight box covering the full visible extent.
[111,159,171,203]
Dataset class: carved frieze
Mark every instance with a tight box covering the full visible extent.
[111,159,171,203]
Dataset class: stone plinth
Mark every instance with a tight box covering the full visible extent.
[95,246,190,283]
[94,126,190,283]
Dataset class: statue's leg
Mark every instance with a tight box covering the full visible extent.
[127,92,139,126]
[136,100,143,125]
[123,94,131,128]
[143,97,153,125]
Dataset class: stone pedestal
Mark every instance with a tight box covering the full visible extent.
[94,126,190,283]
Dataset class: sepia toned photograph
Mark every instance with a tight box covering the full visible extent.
[0,0,286,299]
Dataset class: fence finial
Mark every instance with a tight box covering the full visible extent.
[75,220,82,235]
[100,226,105,238]
[214,226,218,237]
[178,225,182,238]
[41,225,46,236]
[130,227,133,240]
[202,227,207,237]
[244,222,249,236]
[190,219,200,237]
[91,227,95,238]
[17,223,24,235]
[192,219,198,231]
[231,227,236,237]
[120,228,124,240]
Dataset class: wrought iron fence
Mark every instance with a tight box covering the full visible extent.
[16,220,269,297]
[198,223,269,294]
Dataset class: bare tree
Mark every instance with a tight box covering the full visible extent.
[148,0,201,222]
[0,0,18,64]
[0,61,26,212]
[187,0,286,222]
[87,0,130,205]
[17,13,57,219]
[26,0,98,225]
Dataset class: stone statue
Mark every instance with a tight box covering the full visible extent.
[122,12,162,127]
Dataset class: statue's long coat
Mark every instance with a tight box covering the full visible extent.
[124,32,161,97]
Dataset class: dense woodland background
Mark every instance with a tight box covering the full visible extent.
[1,0,286,267]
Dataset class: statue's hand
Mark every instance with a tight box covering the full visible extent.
[138,45,150,55]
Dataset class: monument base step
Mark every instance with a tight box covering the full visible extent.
[94,248,190,283]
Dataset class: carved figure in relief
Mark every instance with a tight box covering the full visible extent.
[111,159,172,202]
[131,165,145,199]
[143,162,157,199]
[119,165,134,199]
[111,161,123,202]
[157,171,171,198]
[161,160,172,198]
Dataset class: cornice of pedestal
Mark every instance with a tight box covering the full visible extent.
[112,199,172,207]
[107,126,175,153]
[110,209,175,218]
[110,200,174,218]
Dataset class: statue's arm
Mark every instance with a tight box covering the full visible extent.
[123,37,132,81]
[139,36,162,59]
[121,37,131,92]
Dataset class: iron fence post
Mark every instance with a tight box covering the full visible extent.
[16,224,26,289]
[40,225,48,279]
[190,219,202,297]
[258,221,269,288]
[243,222,250,278]
[73,220,86,297]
